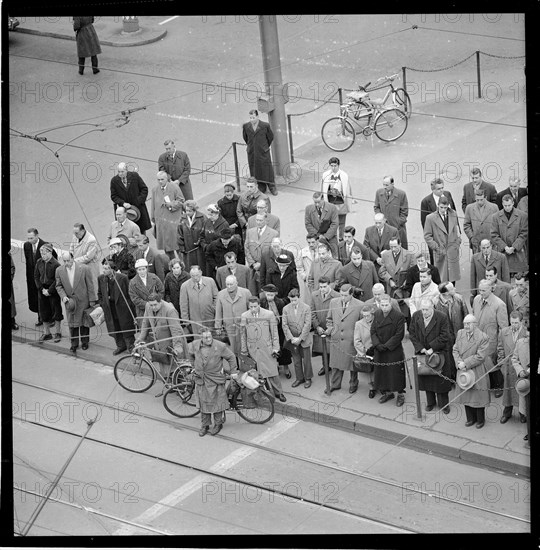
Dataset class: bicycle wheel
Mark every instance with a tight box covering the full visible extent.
[163,382,199,418]
[374,108,408,142]
[321,117,355,152]
[233,387,275,424]
[114,353,156,393]
[393,88,412,118]
[170,361,193,386]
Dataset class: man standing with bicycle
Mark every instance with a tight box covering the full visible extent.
[188,329,238,437]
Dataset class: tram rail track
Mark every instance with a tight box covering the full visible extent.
[12,377,531,531]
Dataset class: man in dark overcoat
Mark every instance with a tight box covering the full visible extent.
[110,162,152,234]
[158,139,193,200]
[24,228,57,325]
[373,176,409,249]
[371,294,407,406]
[73,16,101,75]
[242,109,277,195]
[409,298,454,413]
[98,259,136,355]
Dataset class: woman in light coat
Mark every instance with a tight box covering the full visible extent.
[353,304,377,399]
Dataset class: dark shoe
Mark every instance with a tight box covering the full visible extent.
[12,321,20,330]
[93,69,100,74]
[285,369,292,379]
[493,389,503,398]
[425,404,435,412]
[209,424,222,436]
[291,380,304,388]
[465,420,475,427]
[524,434,528,441]
[70,347,78,355]
[476,421,485,429]
[53,333,62,343]
[441,406,450,415]
[500,415,511,424]
[82,343,89,350]
[368,389,376,399]
[278,394,287,402]
[269,188,278,196]
[379,393,394,404]
[39,334,53,342]
[349,386,358,394]
[520,413,527,423]
[35,321,44,327]
[113,347,127,356]
[318,367,326,376]
[396,394,405,407]
[199,426,209,437]
[304,380,312,389]
[79,69,84,75]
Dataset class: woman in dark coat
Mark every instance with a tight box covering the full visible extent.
[177,200,207,272]
[409,299,454,413]
[371,296,407,406]
[201,204,229,276]
[73,17,102,75]
[217,184,242,237]
[98,259,136,354]
[163,258,190,315]
[110,236,136,279]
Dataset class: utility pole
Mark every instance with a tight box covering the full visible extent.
[258,16,290,180]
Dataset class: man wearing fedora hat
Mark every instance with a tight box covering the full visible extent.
[110,162,152,235]
[511,320,530,443]
[55,251,97,354]
[205,227,245,280]
[409,298,453,414]
[109,237,136,280]
[453,314,491,429]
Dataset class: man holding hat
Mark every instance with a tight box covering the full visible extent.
[108,206,141,254]
[55,251,97,354]
[205,227,245,279]
[128,258,165,323]
[110,162,152,234]
[453,314,491,429]
[409,298,453,413]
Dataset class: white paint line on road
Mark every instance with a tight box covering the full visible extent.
[159,16,180,25]
[114,418,299,535]
[155,111,241,128]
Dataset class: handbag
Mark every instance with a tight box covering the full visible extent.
[353,355,373,373]
[88,305,105,326]
[83,305,99,328]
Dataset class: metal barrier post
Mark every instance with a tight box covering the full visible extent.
[476,51,482,98]
[321,336,331,395]
[338,87,343,107]
[232,142,241,192]
[287,114,294,164]
[402,67,407,93]
[412,356,422,419]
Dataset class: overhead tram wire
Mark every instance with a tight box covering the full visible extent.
[413,25,526,42]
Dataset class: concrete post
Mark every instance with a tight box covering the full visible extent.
[258,16,289,178]
[123,16,139,33]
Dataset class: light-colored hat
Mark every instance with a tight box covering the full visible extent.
[515,378,530,397]
[207,204,220,213]
[135,258,148,268]
[456,369,476,391]
[109,237,123,247]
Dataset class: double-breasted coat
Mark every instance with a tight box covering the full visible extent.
[326,297,364,371]
[242,120,275,186]
[179,276,218,334]
[128,272,165,319]
[472,293,508,370]
[34,257,63,322]
[374,187,409,248]
[110,171,152,232]
[490,207,528,273]
[304,202,339,258]
[371,308,406,391]
[177,210,207,271]
[97,272,136,337]
[55,263,96,327]
[423,210,462,282]
[453,327,491,407]
[240,307,280,378]
[215,286,251,354]
[24,238,57,313]
[158,150,193,200]
[337,260,378,301]
[188,339,237,413]
[409,310,454,393]
[151,181,184,252]
[497,325,528,408]
[310,288,340,354]
[463,201,499,252]
[73,17,101,58]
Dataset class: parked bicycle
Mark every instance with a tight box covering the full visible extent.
[321,74,410,152]
[163,366,275,424]
[113,344,189,396]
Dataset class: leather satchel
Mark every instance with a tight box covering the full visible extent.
[353,355,374,373]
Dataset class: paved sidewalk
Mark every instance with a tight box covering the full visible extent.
[11,320,530,477]
[13,16,166,47]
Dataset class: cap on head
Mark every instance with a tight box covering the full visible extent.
[135,258,148,268]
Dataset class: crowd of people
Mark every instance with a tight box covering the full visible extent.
[16,143,531,440]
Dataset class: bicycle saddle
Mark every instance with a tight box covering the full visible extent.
[346,90,368,101]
